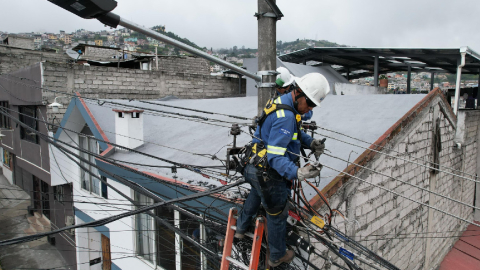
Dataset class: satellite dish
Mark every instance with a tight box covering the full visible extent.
[66,49,81,59]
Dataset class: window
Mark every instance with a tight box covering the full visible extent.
[134,191,155,263]
[132,112,140,118]
[19,106,39,144]
[101,176,108,199]
[79,135,102,196]
[3,149,12,169]
[118,112,124,118]
[53,185,64,204]
[0,101,10,129]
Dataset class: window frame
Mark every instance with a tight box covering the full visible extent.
[134,191,156,264]
[19,106,39,144]
[79,135,106,198]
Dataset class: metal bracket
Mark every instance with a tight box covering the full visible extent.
[258,83,277,88]
[254,12,280,19]
[256,71,278,88]
[254,0,284,20]
[256,70,279,76]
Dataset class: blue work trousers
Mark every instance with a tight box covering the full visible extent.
[236,164,289,261]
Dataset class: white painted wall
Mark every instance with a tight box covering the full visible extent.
[52,133,154,270]
[334,82,387,95]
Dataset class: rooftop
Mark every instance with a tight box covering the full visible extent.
[80,93,426,199]
[279,47,480,79]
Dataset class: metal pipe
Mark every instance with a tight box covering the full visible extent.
[407,65,411,94]
[373,56,379,87]
[454,50,467,115]
[118,16,261,82]
[430,72,434,91]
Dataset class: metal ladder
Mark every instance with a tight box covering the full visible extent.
[220,208,265,270]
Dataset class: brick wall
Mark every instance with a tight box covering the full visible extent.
[41,62,245,123]
[311,90,477,269]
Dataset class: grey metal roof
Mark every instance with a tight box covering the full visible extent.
[242,58,349,96]
[279,47,480,79]
[84,94,426,200]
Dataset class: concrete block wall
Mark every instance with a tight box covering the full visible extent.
[84,46,119,60]
[41,62,245,124]
[155,55,210,75]
[311,91,476,270]
[0,45,70,75]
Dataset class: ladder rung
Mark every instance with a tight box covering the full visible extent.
[230,226,255,239]
[226,256,249,270]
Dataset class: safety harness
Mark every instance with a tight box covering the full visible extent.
[239,99,302,215]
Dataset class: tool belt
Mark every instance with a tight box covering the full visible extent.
[238,143,288,216]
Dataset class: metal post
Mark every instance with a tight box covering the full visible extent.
[155,46,159,71]
[238,75,242,95]
[117,48,120,70]
[303,58,307,65]
[200,214,207,270]
[430,72,435,91]
[373,56,379,87]
[346,67,350,81]
[407,65,411,94]
[454,52,467,115]
[257,0,277,115]
[477,70,480,109]
[174,210,181,270]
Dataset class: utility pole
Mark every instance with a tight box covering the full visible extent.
[257,0,278,115]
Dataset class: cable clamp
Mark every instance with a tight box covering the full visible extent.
[258,82,277,88]
[256,70,279,76]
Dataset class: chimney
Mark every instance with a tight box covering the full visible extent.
[113,109,144,150]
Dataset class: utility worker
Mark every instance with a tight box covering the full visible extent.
[235,73,330,267]
[275,67,295,96]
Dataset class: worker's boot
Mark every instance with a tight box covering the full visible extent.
[234,232,245,239]
[268,250,295,267]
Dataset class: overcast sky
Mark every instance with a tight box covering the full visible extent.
[1,0,480,51]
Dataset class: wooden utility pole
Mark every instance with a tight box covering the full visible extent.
[257,0,277,115]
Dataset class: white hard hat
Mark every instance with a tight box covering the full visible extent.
[276,67,294,87]
[296,73,330,107]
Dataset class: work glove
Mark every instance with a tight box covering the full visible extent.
[310,139,326,159]
[297,165,321,180]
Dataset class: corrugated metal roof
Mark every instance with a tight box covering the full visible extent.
[84,94,426,199]
[279,47,480,79]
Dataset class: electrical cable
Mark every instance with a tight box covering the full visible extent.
[317,124,479,179]
[0,179,244,246]
[315,130,479,184]
[321,163,480,229]
[323,152,480,211]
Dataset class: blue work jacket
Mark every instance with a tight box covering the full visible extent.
[252,94,314,180]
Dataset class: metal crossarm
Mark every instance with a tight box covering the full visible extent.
[220,208,265,270]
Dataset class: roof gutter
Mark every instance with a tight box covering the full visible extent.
[453,47,467,115]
